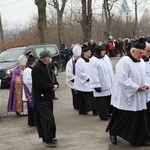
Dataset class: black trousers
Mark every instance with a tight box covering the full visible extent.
[34,100,56,143]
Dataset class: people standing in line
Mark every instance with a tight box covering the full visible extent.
[106,38,150,146]
[32,50,58,147]
[65,44,82,110]
[88,45,114,120]
[88,39,97,56]
[118,38,124,57]
[60,44,70,71]
[23,57,36,126]
[7,54,28,116]
[74,44,97,115]
[47,57,59,100]
[106,39,115,58]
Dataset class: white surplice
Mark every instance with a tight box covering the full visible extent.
[88,55,114,97]
[65,58,75,89]
[74,58,92,92]
[144,60,150,102]
[111,56,150,111]
[22,67,32,101]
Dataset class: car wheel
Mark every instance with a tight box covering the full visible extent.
[54,65,58,76]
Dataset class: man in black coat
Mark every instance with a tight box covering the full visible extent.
[32,50,59,147]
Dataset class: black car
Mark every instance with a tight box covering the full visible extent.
[0,44,61,87]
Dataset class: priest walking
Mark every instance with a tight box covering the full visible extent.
[106,38,150,146]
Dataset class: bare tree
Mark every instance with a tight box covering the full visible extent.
[80,0,92,42]
[139,8,150,35]
[48,0,68,46]
[131,0,147,36]
[35,0,47,43]
[103,0,118,38]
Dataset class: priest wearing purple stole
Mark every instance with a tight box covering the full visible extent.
[7,54,28,115]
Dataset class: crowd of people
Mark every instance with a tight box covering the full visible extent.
[5,36,150,147]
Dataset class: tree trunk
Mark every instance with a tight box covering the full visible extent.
[81,0,92,42]
[50,0,67,47]
[35,0,47,44]
[134,0,138,36]
[0,14,4,42]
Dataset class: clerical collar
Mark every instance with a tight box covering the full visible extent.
[127,53,140,62]
[28,66,33,69]
[94,53,104,59]
[142,56,149,62]
[82,56,89,62]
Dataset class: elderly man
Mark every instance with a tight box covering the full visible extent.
[65,44,82,110]
[106,38,150,146]
[32,50,58,147]
[7,54,28,116]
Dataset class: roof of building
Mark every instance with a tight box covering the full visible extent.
[120,0,131,13]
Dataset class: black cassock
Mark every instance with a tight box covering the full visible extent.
[106,107,150,146]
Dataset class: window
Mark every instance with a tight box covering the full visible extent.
[34,47,45,57]
[45,46,57,55]
[0,48,24,62]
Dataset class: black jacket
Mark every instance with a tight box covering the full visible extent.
[32,59,55,102]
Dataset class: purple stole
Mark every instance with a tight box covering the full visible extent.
[15,75,23,112]
[72,59,76,75]
[23,83,34,107]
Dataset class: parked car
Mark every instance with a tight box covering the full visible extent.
[0,44,61,87]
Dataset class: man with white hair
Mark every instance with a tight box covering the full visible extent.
[106,38,150,146]
[7,54,28,116]
[65,44,81,110]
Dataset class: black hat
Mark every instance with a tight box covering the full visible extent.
[94,45,106,55]
[82,44,90,52]
[27,57,35,66]
[25,51,31,56]
[39,50,51,59]
[28,57,35,62]
[132,38,146,50]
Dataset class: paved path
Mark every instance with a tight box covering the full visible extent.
[0,58,149,150]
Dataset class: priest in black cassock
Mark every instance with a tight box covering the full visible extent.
[106,38,150,146]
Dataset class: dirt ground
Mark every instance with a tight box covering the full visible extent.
[0,58,149,150]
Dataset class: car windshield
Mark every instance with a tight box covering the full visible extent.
[0,48,25,62]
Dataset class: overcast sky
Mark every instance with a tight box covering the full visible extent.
[0,0,149,30]
[0,0,37,30]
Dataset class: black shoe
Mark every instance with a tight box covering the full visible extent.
[79,111,88,115]
[93,112,98,116]
[53,138,58,143]
[53,97,59,100]
[100,117,109,121]
[43,141,57,147]
[144,139,150,146]
[110,134,117,145]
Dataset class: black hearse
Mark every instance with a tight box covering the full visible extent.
[0,44,61,87]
